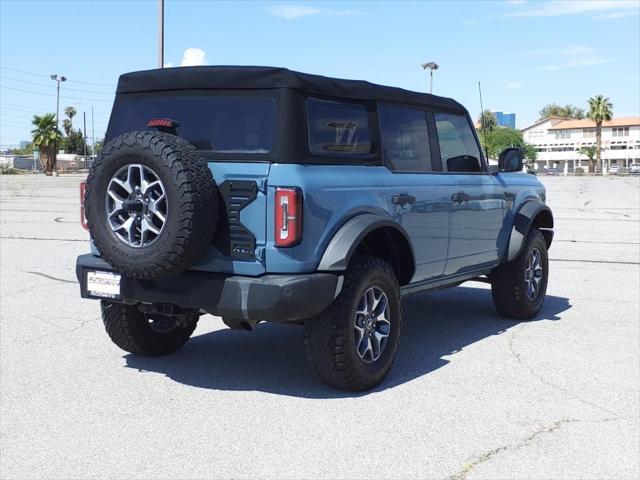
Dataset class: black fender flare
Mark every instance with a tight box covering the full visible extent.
[506,201,554,262]
[317,214,416,275]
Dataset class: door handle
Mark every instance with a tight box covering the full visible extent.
[392,194,416,205]
[451,191,469,203]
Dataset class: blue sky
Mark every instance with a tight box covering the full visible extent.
[1,0,639,148]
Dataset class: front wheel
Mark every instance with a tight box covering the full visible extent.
[304,256,402,391]
[101,301,198,356]
[491,228,549,319]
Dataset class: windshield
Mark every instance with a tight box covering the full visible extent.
[106,93,278,154]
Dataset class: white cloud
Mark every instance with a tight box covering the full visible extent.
[527,44,614,71]
[507,81,523,89]
[505,0,527,5]
[268,4,363,20]
[180,47,206,66]
[506,0,639,19]
[534,57,614,71]
[163,62,173,68]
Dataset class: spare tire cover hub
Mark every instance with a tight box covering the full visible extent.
[106,163,168,248]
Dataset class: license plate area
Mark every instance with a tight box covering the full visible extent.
[85,270,122,300]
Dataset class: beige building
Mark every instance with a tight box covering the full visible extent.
[521,117,640,172]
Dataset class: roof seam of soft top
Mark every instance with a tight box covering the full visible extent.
[115,66,467,114]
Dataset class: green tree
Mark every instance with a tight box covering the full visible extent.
[9,142,34,155]
[478,110,497,131]
[93,138,104,155]
[579,146,597,173]
[31,114,62,175]
[587,95,613,174]
[538,103,585,120]
[66,128,91,155]
[62,106,77,136]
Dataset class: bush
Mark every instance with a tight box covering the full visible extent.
[0,164,19,175]
[574,167,585,176]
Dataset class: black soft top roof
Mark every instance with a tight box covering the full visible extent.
[116,66,467,114]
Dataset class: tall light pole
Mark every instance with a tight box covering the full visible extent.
[421,62,439,94]
[50,74,67,128]
[158,0,164,68]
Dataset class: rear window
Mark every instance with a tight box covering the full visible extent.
[306,98,371,156]
[107,93,277,154]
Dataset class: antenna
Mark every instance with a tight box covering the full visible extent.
[478,81,489,160]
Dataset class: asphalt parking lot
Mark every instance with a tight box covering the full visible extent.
[1,173,638,479]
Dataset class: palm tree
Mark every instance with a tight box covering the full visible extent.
[579,146,597,173]
[62,106,77,137]
[587,95,613,174]
[478,110,497,131]
[31,113,62,175]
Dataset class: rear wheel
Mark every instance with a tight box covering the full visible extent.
[101,301,198,356]
[304,256,402,391]
[491,228,549,319]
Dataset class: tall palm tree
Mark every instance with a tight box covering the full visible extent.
[478,109,497,131]
[31,113,62,175]
[587,95,613,174]
[63,106,77,137]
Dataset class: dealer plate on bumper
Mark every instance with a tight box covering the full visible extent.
[86,270,122,299]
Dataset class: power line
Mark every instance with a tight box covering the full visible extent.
[1,75,114,95]
[1,85,112,102]
[0,66,116,87]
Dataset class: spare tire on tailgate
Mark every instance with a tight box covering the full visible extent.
[85,131,218,279]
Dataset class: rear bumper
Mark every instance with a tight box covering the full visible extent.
[76,254,341,323]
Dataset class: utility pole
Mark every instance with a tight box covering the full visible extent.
[421,62,439,94]
[50,74,67,128]
[91,106,95,159]
[158,0,164,68]
[83,111,87,159]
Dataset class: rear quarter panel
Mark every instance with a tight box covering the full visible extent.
[265,164,390,273]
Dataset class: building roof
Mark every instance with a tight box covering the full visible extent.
[520,116,569,132]
[548,117,640,130]
[116,66,467,114]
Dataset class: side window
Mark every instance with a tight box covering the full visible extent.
[434,113,482,173]
[307,98,371,155]
[379,104,432,172]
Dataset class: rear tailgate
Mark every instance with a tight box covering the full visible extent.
[190,162,270,276]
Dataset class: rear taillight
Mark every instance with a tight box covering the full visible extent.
[275,187,302,247]
[80,181,89,231]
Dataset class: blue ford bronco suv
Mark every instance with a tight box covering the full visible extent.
[77,66,553,391]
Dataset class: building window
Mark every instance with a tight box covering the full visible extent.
[582,128,595,138]
[612,127,630,137]
[554,130,570,140]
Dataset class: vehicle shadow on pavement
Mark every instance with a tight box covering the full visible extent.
[124,286,571,398]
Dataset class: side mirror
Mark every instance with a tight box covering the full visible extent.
[498,147,523,173]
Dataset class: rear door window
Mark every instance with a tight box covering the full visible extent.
[107,93,277,154]
[434,113,482,172]
[379,104,432,172]
[306,98,371,156]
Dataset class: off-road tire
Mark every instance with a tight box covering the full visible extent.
[101,301,198,356]
[304,256,402,391]
[491,228,549,319]
[85,131,218,279]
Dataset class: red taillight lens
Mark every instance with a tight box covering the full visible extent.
[80,181,89,231]
[147,118,176,128]
[275,187,302,247]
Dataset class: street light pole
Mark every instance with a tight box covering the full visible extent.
[50,74,67,128]
[158,0,164,68]
[421,62,439,94]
